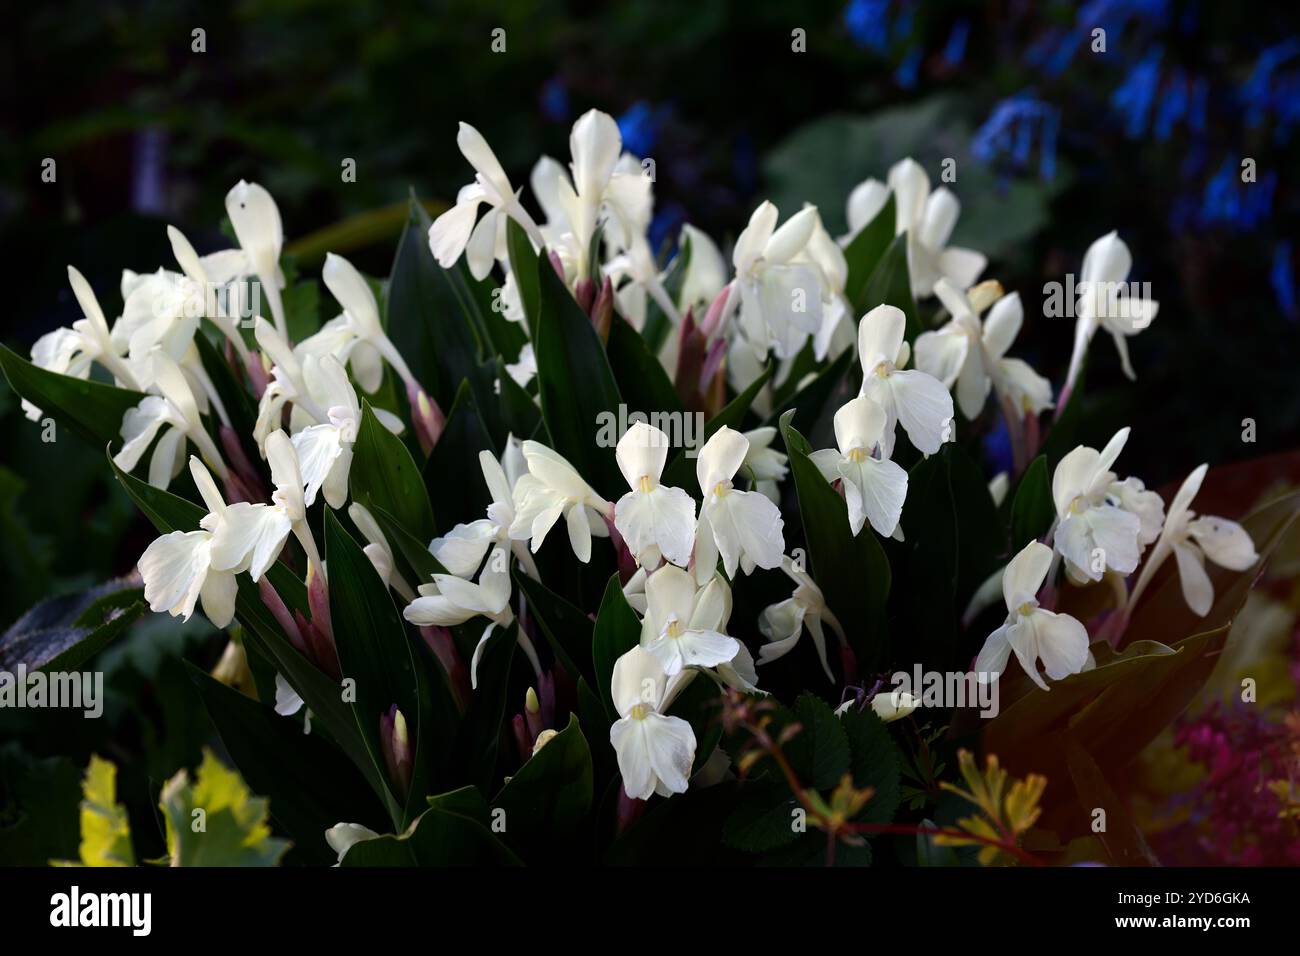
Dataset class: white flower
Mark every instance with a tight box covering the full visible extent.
[608,644,696,800]
[871,691,920,722]
[693,427,785,582]
[1064,231,1159,392]
[887,158,986,298]
[209,430,305,581]
[918,279,1053,422]
[840,176,890,245]
[402,544,514,688]
[137,457,241,627]
[857,304,954,456]
[274,674,304,717]
[639,564,738,676]
[791,209,852,360]
[742,426,788,502]
[505,342,537,388]
[289,354,361,509]
[726,201,825,359]
[324,823,380,864]
[1051,428,1147,582]
[1127,464,1258,617]
[973,540,1090,691]
[613,422,697,569]
[225,181,288,338]
[114,351,228,488]
[349,502,415,601]
[508,441,612,563]
[757,555,847,682]
[431,439,538,580]
[809,395,909,538]
[677,223,728,316]
[305,253,420,396]
[24,266,142,421]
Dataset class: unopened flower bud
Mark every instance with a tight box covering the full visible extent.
[380,705,413,796]
[406,380,445,457]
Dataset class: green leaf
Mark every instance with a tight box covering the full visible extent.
[454,620,517,792]
[528,240,624,498]
[492,715,593,860]
[324,510,438,827]
[385,194,485,410]
[764,348,856,443]
[65,755,135,867]
[351,401,436,543]
[340,786,521,866]
[1009,455,1054,552]
[591,574,641,721]
[0,578,144,673]
[860,234,921,342]
[722,780,801,852]
[606,316,684,418]
[159,748,290,866]
[778,411,890,670]
[515,570,596,686]
[1063,738,1157,865]
[0,746,81,866]
[844,195,897,316]
[422,379,496,532]
[841,707,901,825]
[506,219,542,342]
[189,665,388,866]
[494,355,542,440]
[791,692,851,790]
[0,343,143,447]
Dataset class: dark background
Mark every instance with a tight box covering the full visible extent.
[1,0,1297,863]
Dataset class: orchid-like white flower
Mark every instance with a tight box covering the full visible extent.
[348,502,415,601]
[857,304,954,456]
[531,111,653,283]
[1126,464,1258,617]
[429,122,543,279]
[301,253,420,398]
[289,354,361,509]
[742,426,788,502]
[677,224,728,317]
[693,427,785,583]
[973,540,1090,691]
[164,225,255,365]
[210,430,312,580]
[613,422,697,570]
[114,351,228,488]
[225,181,289,338]
[918,279,1053,422]
[431,439,538,580]
[809,395,909,538]
[1063,231,1159,395]
[639,565,738,676]
[402,544,515,688]
[888,158,986,298]
[1051,428,1150,583]
[508,441,612,563]
[870,690,920,722]
[726,201,825,359]
[840,176,891,245]
[757,555,847,682]
[137,457,240,628]
[791,209,852,360]
[23,266,142,421]
[608,644,696,800]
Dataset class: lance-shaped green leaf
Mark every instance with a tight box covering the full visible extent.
[525,239,624,498]
[385,193,485,411]
[422,379,496,533]
[325,509,440,827]
[159,749,290,866]
[515,570,595,685]
[592,574,641,721]
[1009,455,1054,552]
[844,195,897,317]
[778,410,890,670]
[340,786,521,866]
[189,665,389,866]
[0,343,143,447]
[1,578,144,674]
[492,715,593,861]
[505,219,541,342]
[351,400,436,543]
[606,316,683,419]
[860,234,921,343]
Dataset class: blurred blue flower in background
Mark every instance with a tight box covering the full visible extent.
[972,92,1060,181]
[540,75,569,123]
[943,18,970,68]
[1198,158,1276,231]
[844,0,891,53]
[618,101,664,158]
[1271,242,1299,323]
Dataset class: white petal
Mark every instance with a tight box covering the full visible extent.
[887,369,953,455]
[615,486,697,568]
[615,421,671,489]
[1002,540,1053,609]
[610,644,668,717]
[857,304,906,372]
[139,530,211,621]
[292,424,345,508]
[209,502,292,580]
[1187,516,1257,572]
[1174,541,1215,616]
[973,624,1012,682]
[199,569,238,629]
[696,426,750,494]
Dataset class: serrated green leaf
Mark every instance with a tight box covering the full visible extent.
[159,749,290,866]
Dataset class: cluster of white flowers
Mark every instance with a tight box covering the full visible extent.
[29,107,1260,807]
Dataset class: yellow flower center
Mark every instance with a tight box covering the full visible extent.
[847,447,867,463]
[713,481,730,498]
[665,619,684,639]
[629,703,650,720]
[638,474,654,493]
[1016,601,1035,617]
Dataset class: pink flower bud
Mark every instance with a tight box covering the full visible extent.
[380,705,413,796]
[405,380,445,457]
[259,577,306,653]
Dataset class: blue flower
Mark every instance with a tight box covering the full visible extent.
[539,76,569,123]
[1270,242,1298,322]
[972,93,1060,181]
[844,0,891,53]
[618,101,662,158]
